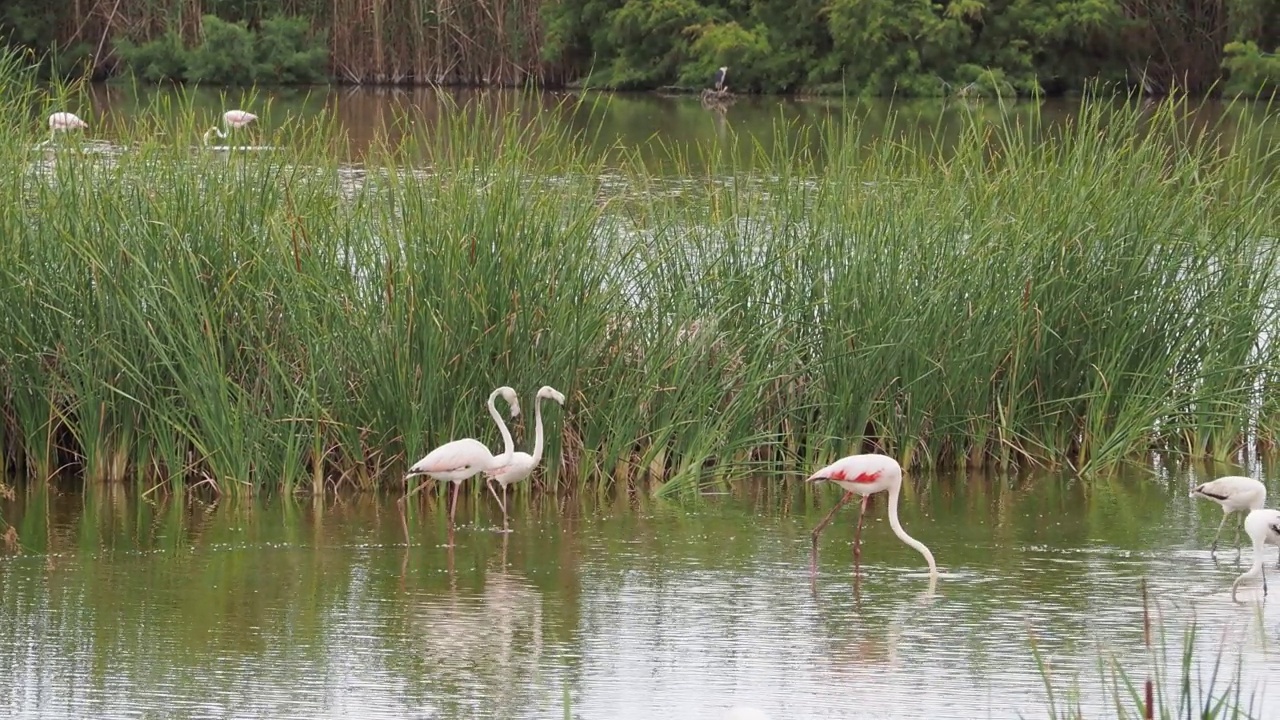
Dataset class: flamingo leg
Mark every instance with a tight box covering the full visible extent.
[449,480,462,525]
[487,479,510,532]
[1210,512,1230,555]
[810,490,855,578]
[853,494,870,576]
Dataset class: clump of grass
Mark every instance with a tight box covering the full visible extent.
[0,45,1279,496]
[1031,581,1261,719]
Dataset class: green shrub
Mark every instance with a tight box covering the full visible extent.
[112,14,328,86]
[1222,41,1280,97]
[681,21,772,92]
[186,16,257,84]
[253,15,328,85]
[114,30,190,83]
[603,0,714,88]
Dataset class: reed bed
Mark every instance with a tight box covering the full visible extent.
[2,51,1279,496]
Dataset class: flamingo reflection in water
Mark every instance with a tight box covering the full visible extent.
[406,534,545,712]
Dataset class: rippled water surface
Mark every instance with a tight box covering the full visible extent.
[75,84,1280,172]
[2,464,1279,718]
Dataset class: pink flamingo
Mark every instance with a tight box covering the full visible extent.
[806,453,939,579]
[483,385,566,530]
[39,112,88,147]
[404,386,520,525]
[48,112,88,132]
[203,109,259,145]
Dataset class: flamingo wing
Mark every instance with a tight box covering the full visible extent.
[808,453,899,485]
[49,112,87,130]
[484,453,536,483]
[1193,475,1266,510]
[408,438,492,476]
[223,110,258,128]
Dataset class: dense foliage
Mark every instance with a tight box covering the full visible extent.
[2,0,1279,94]
[113,15,328,85]
[3,49,1280,495]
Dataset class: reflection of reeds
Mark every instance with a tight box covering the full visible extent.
[1031,580,1260,719]
[3,50,1280,495]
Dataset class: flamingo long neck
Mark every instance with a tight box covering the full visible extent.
[487,391,516,467]
[528,395,548,466]
[1234,532,1268,598]
[887,484,939,577]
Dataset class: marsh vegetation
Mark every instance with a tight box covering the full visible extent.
[1,49,1279,499]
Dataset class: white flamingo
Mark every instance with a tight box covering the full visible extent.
[39,112,88,147]
[483,385,566,530]
[806,453,938,579]
[1191,475,1266,556]
[203,109,258,145]
[405,386,519,524]
[1230,508,1280,600]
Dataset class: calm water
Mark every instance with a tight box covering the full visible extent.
[73,84,1278,171]
[1,462,1278,719]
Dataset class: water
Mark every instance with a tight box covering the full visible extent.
[76,84,1278,171]
[14,85,1280,717]
[2,462,1278,718]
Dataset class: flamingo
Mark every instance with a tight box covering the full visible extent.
[482,385,566,530]
[203,109,258,145]
[39,112,88,147]
[404,386,520,524]
[1230,508,1280,601]
[806,453,938,579]
[1191,475,1266,556]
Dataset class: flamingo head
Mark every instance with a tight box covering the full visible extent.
[494,385,521,417]
[537,385,566,405]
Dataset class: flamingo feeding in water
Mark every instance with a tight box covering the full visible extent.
[807,453,938,579]
[49,112,88,132]
[1191,475,1266,556]
[39,112,88,147]
[203,109,258,145]
[483,385,566,531]
[1230,508,1280,600]
[404,386,520,524]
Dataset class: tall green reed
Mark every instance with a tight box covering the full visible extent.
[1,45,1278,496]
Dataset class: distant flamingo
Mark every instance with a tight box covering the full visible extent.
[483,385,566,531]
[807,453,938,579]
[1230,508,1280,600]
[1191,475,1266,556]
[203,109,258,145]
[39,112,88,147]
[49,112,88,132]
[404,386,520,524]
